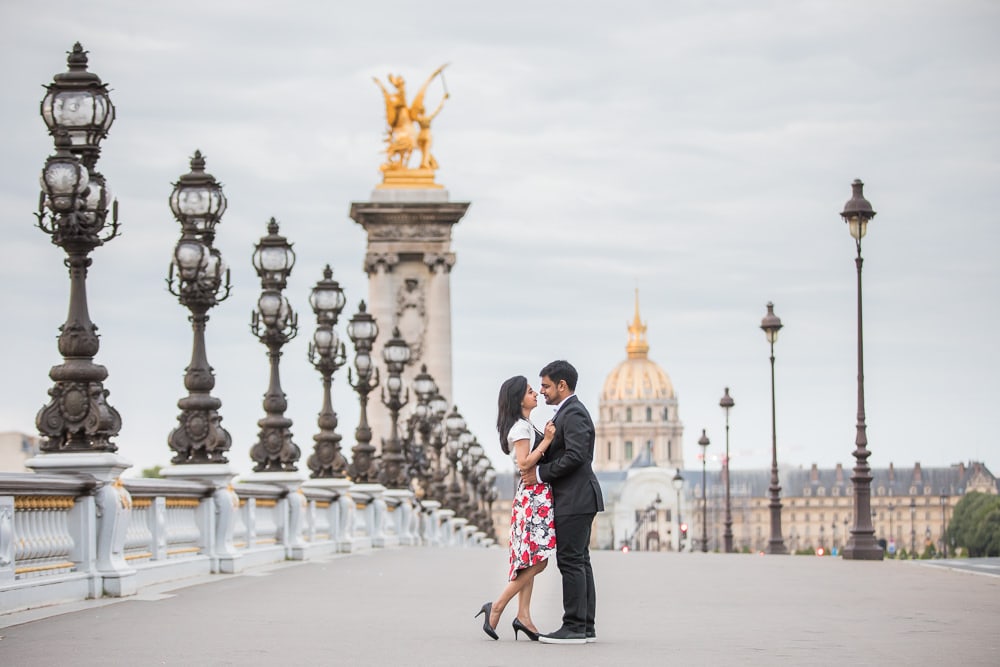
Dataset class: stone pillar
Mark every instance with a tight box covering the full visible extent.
[26,452,137,596]
[161,463,243,574]
[350,190,469,450]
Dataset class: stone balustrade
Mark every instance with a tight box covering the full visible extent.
[0,472,490,615]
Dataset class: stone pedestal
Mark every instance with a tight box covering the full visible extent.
[437,508,456,546]
[350,190,470,444]
[450,517,468,548]
[421,499,442,546]
[302,477,355,553]
[161,463,243,573]
[25,452,137,597]
[240,471,308,560]
[350,482,397,548]
[383,488,418,546]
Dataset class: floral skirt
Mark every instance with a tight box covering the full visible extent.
[508,481,556,581]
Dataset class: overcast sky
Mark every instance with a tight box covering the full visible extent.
[1,1,997,480]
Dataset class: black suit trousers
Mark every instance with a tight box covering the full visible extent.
[555,512,597,633]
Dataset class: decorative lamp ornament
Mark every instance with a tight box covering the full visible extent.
[40,43,115,161]
[169,151,227,236]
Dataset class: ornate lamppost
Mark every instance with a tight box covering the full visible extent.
[839,180,883,560]
[165,152,232,465]
[888,502,896,552]
[306,265,348,478]
[720,387,735,553]
[346,301,380,483]
[672,468,685,551]
[939,492,949,559]
[760,302,788,554]
[909,497,917,557]
[379,327,411,488]
[407,365,440,495]
[697,430,710,552]
[34,44,122,456]
[428,394,452,500]
[249,218,299,472]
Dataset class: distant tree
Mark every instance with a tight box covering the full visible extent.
[141,465,163,478]
[948,492,1000,557]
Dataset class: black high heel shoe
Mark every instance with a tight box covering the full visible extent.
[512,618,540,641]
[475,602,499,640]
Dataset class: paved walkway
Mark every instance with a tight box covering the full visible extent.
[1,550,997,666]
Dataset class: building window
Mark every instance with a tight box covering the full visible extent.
[646,441,653,459]
[626,408,632,422]
[625,441,633,460]
[646,407,652,422]
[663,407,669,421]
[607,442,611,460]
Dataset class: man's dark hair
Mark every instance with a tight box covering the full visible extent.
[540,360,578,391]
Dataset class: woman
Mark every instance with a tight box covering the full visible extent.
[475,376,556,641]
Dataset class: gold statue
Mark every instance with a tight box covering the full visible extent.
[373,64,449,188]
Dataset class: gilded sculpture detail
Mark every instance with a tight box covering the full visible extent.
[373,64,449,188]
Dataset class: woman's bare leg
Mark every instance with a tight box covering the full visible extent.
[515,574,543,632]
[490,560,547,629]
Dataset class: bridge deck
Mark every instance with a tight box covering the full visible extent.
[1,550,997,666]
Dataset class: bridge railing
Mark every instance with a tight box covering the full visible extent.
[1,471,489,615]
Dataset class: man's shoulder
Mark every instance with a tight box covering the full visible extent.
[563,396,593,420]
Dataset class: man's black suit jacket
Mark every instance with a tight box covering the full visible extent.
[537,395,605,517]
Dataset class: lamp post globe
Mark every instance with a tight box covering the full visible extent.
[760,302,788,554]
[40,43,115,167]
[839,180,883,561]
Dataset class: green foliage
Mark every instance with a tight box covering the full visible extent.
[920,543,937,559]
[141,465,163,479]
[948,492,1000,558]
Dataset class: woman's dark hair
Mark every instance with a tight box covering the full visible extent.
[496,375,528,455]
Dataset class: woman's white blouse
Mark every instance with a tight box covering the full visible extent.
[507,418,536,463]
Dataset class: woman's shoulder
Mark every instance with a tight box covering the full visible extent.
[506,418,535,442]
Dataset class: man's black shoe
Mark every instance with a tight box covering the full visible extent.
[585,630,596,643]
[539,627,586,644]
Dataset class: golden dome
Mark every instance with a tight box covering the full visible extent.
[601,291,675,401]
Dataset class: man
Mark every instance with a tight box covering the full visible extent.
[521,360,604,644]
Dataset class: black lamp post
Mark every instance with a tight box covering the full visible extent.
[720,387,735,553]
[672,468,685,551]
[888,502,896,550]
[166,152,232,464]
[379,327,412,488]
[249,218,299,472]
[909,497,917,556]
[698,429,710,553]
[443,407,467,510]
[839,179,883,561]
[306,265,348,478]
[35,44,123,453]
[760,302,788,554]
[408,364,440,496]
[346,301,380,483]
[939,492,949,559]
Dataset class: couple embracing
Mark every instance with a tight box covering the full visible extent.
[476,360,605,644]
